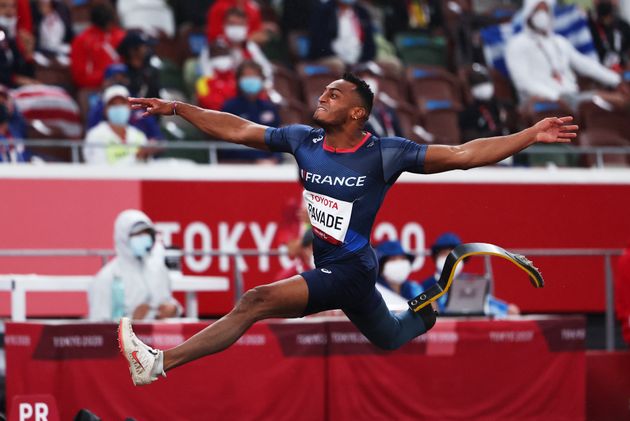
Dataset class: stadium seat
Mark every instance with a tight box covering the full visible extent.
[297,62,343,109]
[578,128,630,167]
[395,32,449,67]
[406,65,462,109]
[272,64,302,104]
[287,30,311,62]
[417,98,462,145]
[520,98,573,126]
[279,99,310,126]
[578,100,630,138]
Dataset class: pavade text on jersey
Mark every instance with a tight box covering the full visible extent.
[307,203,343,230]
[301,170,367,187]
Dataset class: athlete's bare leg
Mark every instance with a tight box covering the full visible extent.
[163,275,308,371]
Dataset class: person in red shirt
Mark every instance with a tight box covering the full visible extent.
[616,242,630,345]
[196,42,237,110]
[70,3,125,89]
[206,0,265,44]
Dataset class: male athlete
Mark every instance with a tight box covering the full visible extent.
[120,73,577,385]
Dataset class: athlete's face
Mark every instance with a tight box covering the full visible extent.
[313,80,367,127]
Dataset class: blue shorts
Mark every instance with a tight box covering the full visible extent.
[300,261,382,316]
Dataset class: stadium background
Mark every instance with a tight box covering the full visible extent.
[1,0,630,420]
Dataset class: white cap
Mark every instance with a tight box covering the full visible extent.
[103,84,130,105]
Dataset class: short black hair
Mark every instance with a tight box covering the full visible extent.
[236,59,263,80]
[342,72,374,116]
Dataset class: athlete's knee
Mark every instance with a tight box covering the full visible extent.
[233,285,274,319]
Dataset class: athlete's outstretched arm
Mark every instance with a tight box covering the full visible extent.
[423,116,578,174]
[129,98,269,150]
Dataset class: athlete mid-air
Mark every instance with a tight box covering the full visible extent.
[119,73,577,385]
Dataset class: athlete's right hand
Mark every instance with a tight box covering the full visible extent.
[129,97,174,117]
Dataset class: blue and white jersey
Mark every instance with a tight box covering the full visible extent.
[265,125,427,270]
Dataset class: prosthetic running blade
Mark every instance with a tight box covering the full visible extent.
[408,243,544,313]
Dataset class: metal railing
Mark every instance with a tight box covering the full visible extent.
[0,247,623,350]
[11,139,630,167]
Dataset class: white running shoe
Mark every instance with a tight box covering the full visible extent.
[118,317,165,386]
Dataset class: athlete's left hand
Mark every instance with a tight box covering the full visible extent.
[531,116,579,143]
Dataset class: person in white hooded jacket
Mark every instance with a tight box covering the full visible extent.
[89,209,181,321]
[505,0,625,106]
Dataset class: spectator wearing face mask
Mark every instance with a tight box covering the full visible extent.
[588,0,630,71]
[70,2,126,89]
[220,60,281,162]
[459,63,509,143]
[83,85,151,164]
[375,240,422,300]
[219,7,273,90]
[422,232,520,316]
[87,64,163,141]
[308,0,376,66]
[89,209,182,321]
[206,0,266,44]
[505,0,625,108]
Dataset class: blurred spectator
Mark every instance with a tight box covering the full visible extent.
[12,84,82,139]
[196,42,237,110]
[218,7,273,89]
[31,0,73,55]
[207,0,265,44]
[422,232,520,316]
[70,2,125,89]
[308,0,376,67]
[87,63,163,140]
[405,0,443,33]
[0,0,37,87]
[220,59,281,162]
[0,84,27,138]
[116,31,161,99]
[275,230,315,279]
[505,0,624,107]
[355,63,404,138]
[83,84,150,164]
[459,63,509,142]
[0,103,28,162]
[117,0,175,39]
[376,240,423,300]
[588,0,630,71]
[361,0,409,42]
[89,209,182,321]
[169,0,214,28]
[281,0,318,35]
[616,241,630,345]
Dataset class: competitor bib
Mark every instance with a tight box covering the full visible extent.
[303,190,353,245]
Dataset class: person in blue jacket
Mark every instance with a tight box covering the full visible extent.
[422,232,520,315]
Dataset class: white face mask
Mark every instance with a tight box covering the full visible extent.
[531,10,551,33]
[435,255,464,279]
[383,259,412,285]
[225,25,248,43]
[0,16,17,38]
[471,82,494,101]
[211,55,234,73]
[129,233,154,258]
